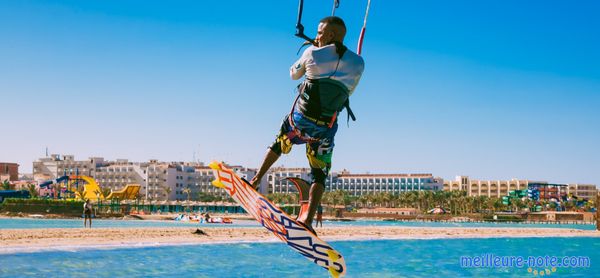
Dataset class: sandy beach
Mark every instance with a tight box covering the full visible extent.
[2,226,599,254]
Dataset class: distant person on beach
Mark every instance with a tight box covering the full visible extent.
[83,199,93,228]
[316,204,323,227]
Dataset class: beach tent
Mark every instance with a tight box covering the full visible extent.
[427,207,447,214]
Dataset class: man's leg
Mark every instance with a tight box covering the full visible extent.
[250,149,280,189]
[299,136,334,230]
[250,115,295,189]
[302,181,325,227]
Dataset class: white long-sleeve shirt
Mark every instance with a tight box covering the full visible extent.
[290,44,364,95]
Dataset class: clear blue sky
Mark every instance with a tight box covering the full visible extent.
[1,0,599,185]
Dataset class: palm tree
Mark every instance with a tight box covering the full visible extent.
[183,187,192,202]
[381,192,391,208]
[476,196,487,213]
[357,194,368,208]
[406,191,418,210]
[161,186,172,201]
[198,192,215,202]
[336,190,350,207]
[329,190,342,208]
[101,187,112,199]
[75,185,86,200]
[492,198,505,212]
[1,180,11,190]
[267,193,285,205]
[485,197,497,212]
[510,198,524,212]
[398,192,407,208]
[26,183,39,198]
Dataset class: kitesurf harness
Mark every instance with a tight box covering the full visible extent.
[288,0,367,142]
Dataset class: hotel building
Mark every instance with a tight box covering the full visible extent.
[33,154,103,180]
[32,155,256,201]
[444,176,598,200]
[264,168,444,196]
[443,176,529,198]
[266,167,313,194]
[566,184,598,200]
[330,171,443,196]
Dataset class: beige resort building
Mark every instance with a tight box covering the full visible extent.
[444,176,598,200]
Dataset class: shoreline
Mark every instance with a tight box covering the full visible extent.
[2,226,599,255]
[1,214,596,226]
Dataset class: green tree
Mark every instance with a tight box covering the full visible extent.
[510,198,524,212]
[493,198,505,212]
[161,186,172,201]
[74,185,86,200]
[183,187,192,202]
[357,194,368,208]
[26,183,39,198]
[101,187,112,199]
[1,180,11,190]
[329,190,345,208]
[198,192,215,202]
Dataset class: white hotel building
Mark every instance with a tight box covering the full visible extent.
[330,171,443,196]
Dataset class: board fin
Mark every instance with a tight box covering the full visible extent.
[282,177,311,220]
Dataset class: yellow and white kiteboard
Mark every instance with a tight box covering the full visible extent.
[209,161,346,277]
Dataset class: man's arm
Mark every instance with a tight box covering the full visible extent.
[290,62,305,80]
[290,47,312,80]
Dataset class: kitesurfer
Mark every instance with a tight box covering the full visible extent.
[250,16,364,233]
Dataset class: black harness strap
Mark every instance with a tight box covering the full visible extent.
[345,100,356,122]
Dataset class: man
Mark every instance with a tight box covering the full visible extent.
[83,199,93,228]
[250,16,364,233]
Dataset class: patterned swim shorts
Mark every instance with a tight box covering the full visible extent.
[269,111,338,180]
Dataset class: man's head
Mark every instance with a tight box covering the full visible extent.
[316,16,346,47]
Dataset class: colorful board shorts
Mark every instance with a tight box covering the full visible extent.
[270,111,338,183]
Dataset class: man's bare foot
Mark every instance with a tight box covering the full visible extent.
[249,176,260,190]
[297,220,317,236]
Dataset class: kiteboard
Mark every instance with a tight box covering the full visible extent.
[209,161,346,277]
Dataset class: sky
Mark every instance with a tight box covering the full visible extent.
[1,0,599,185]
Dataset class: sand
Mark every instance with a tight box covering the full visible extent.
[1,226,599,254]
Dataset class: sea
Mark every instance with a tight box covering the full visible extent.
[0,237,598,277]
[0,217,596,230]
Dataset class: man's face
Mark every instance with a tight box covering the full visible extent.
[315,23,334,47]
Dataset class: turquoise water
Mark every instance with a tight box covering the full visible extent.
[329,220,598,230]
[1,237,598,277]
[0,218,595,230]
[0,218,259,229]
